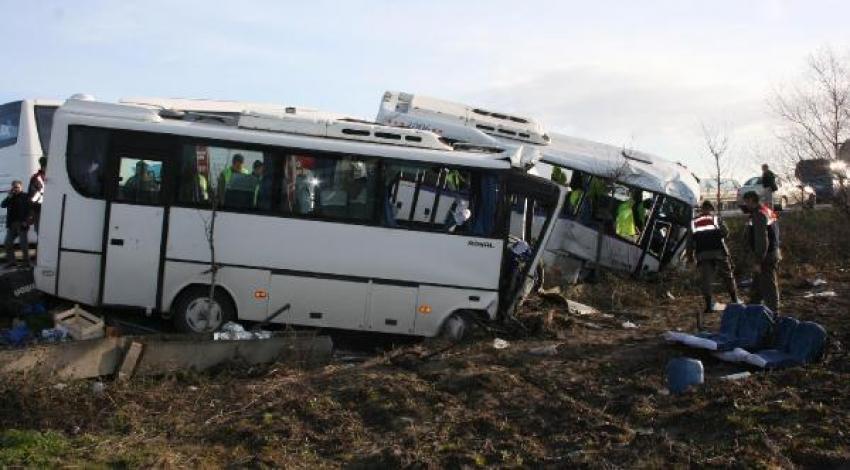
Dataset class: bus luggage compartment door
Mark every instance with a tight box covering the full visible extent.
[102,203,164,308]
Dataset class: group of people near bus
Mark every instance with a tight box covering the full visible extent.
[689,185,781,315]
[2,157,46,268]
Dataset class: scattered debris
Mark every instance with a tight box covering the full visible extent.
[54,305,105,340]
[91,381,106,395]
[568,299,599,316]
[804,290,837,298]
[720,371,752,381]
[40,326,70,343]
[117,341,145,382]
[806,278,828,287]
[493,338,510,349]
[666,291,676,300]
[213,322,272,341]
[528,343,561,356]
[622,321,638,329]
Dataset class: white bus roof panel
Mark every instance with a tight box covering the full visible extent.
[537,133,699,206]
[58,99,512,170]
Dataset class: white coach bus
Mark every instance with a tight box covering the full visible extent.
[34,96,564,336]
[377,91,700,284]
[0,99,61,240]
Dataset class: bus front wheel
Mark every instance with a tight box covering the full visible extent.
[172,286,235,334]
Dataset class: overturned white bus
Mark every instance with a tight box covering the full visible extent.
[376,91,700,284]
[34,96,564,336]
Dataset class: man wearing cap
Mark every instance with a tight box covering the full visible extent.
[689,200,740,313]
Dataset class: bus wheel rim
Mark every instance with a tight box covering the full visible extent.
[185,297,223,332]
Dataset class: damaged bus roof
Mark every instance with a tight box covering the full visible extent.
[535,133,700,207]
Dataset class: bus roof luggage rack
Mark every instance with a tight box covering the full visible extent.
[237,110,452,151]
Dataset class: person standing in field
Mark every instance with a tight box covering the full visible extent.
[2,180,30,268]
[689,200,740,313]
[743,191,781,313]
[761,163,778,209]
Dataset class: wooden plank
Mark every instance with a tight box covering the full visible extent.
[117,341,145,381]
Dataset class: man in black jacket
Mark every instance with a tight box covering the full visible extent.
[2,180,30,268]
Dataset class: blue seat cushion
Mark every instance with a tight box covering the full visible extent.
[733,306,775,350]
[746,349,799,369]
[788,321,827,364]
[772,316,800,351]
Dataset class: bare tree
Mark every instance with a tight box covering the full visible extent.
[701,121,731,210]
[771,47,850,163]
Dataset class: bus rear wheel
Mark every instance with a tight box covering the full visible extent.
[172,286,235,334]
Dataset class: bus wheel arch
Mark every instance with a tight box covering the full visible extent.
[171,284,237,333]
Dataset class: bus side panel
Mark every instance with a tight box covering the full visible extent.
[367,284,416,334]
[413,286,498,337]
[166,208,503,291]
[162,261,270,321]
[57,251,101,304]
[271,275,368,330]
[62,196,106,253]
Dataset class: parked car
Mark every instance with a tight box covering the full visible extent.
[699,178,740,210]
[737,175,815,212]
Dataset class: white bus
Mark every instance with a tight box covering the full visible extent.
[376,91,700,284]
[0,99,61,241]
[34,96,564,336]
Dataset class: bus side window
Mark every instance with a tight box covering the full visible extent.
[176,143,271,211]
[115,157,162,205]
[283,153,377,222]
[67,126,109,199]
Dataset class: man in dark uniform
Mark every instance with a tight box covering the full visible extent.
[743,191,781,313]
[690,200,740,313]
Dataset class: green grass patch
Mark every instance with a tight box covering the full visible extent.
[0,429,70,467]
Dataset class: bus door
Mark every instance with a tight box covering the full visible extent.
[500,170,563,314]
[100,138,170,308]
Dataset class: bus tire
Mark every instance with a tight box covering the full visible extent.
[172,285,235,334]
[440,313,470,342]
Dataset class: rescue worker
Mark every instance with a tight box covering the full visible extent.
[615,197,637,240]
[690,200,740,313]
[2,180,30,268]
[566,172,585,216]
[217,153,248,202]
[27,157,46,234]
[743,191,781,313]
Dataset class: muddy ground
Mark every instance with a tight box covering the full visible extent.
[1,210,849,468]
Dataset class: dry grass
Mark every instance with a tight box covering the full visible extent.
[0,209,849,467]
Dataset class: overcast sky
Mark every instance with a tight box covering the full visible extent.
[2,0,849,178]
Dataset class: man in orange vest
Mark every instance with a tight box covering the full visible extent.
[742,191,781,313]
[689,200,739,313]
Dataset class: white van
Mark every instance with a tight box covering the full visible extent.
[34,96,564,336]
[0,99,61,240]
